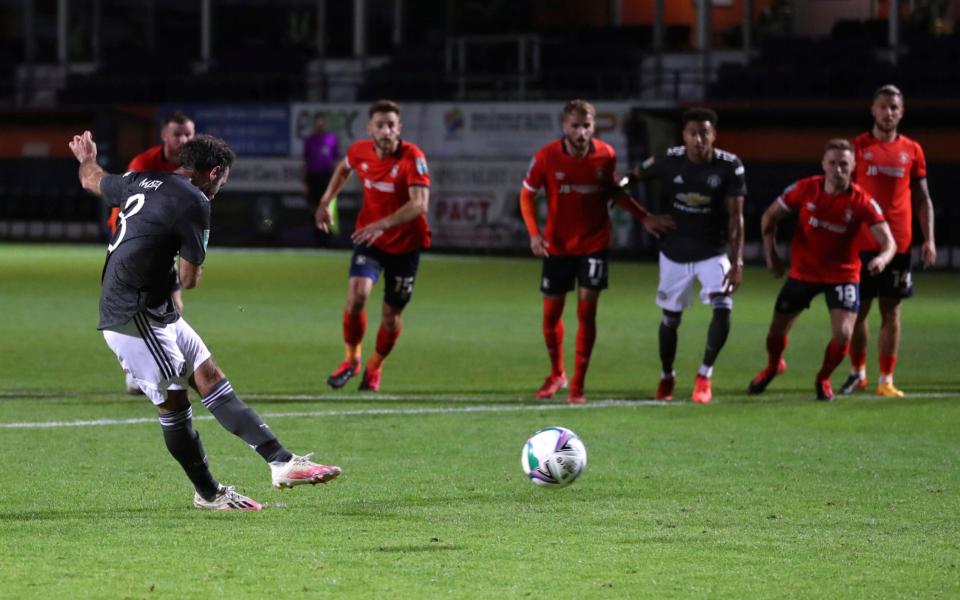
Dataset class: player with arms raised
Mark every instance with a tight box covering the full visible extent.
[71,131,340,511]
[748,139,896,401]
[521,99,673,404]
[315,100,430,392]
[839,85,937,397]
[628,107,746,403]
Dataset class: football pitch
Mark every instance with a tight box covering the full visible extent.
[1,243,958,598]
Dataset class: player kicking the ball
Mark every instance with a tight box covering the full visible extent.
[315,100,431,392]
[748,139,895,401]
[521,99,673,404]
[71,130,340,511]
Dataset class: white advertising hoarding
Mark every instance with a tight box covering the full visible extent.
[290,102,634,160]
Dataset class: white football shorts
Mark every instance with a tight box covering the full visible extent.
[656,252,732,312]
[102,314,211,406]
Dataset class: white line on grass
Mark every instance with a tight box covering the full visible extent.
[0,398,672,430]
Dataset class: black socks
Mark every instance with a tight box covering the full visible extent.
[202,379,293,464]
[158,406,219,501]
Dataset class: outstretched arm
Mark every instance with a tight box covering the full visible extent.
[761,200,790,277]
[315,159,353,232]
[69,131,106,197]
[724,195,745,293]
[351,185,429,246]
[911,177,937,268]
[611,189,674,238]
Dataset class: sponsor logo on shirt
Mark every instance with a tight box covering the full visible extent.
[559,184,602,194]
[807,216,848,233]
[866,165,906,177]
[675,192,711,207]
[364,179,396,192]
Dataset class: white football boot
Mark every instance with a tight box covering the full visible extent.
[193,485,262,511]
[270,453,341,490]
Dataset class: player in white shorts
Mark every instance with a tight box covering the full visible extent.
[657,253,733,313]
[70,130,341,511]
[628,107,747,403]
[102,316,210,406]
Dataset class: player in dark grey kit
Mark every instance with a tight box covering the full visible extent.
[69,130,341,511]
[629,108,747,403]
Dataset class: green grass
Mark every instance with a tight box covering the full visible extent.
[0,243,958,599]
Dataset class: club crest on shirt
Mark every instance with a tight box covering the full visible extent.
[707,174,722,189]
[807,202,817,212]
[555,171,566,181]
[844,209,853,223]
[390,165,399,178]
[899,152,909,164]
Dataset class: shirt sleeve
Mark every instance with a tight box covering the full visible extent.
[777,181,801,212]
[912,141,927,179]
[406,148,431,187]
[522,150,545,192]
[634,153,662,181]
[128,152,149,171]
[858,194,886,227]
[343,143,356,171]
[727,157,747,197]
[100,172,136,207]
[177,199,211,266]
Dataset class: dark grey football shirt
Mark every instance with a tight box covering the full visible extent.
[98,171,210,329]
[639,146,747,263]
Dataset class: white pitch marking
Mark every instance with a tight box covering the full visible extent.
[0,399,672,430]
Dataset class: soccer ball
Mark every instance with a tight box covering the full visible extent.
[520,426,587,487]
